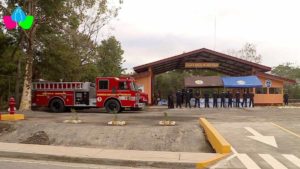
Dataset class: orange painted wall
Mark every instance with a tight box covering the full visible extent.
[135,72,153,104]
[255,75,284,105]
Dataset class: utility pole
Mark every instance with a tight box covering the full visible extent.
[214,16,217,50]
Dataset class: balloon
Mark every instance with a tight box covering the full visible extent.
[11,7,26,23]
[19,15,34,30]
[3,16,17,30]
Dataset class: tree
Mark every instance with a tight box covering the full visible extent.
[0,30,25,109]
[272,63,300,99]
[0,0,122,110]
[228,43,262,63]
[96,36,125,76]
[154,69,221,99]
[271,63,300,79]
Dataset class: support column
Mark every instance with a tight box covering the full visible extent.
[149,67,154,105]
[133,68,154,105]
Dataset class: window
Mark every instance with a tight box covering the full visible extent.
[130,82,138,91]
[256,88,267,94]
[118,82,128,90]
[269,88,282,94]
[99,80,108,90]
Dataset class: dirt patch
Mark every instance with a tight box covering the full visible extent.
[0,123,15,134]
[20,131,51,145]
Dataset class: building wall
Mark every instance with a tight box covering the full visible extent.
[134,70,153,104]
[255,75,284,105]
[134,70,286,106]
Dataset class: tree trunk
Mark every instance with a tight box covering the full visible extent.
[19,49,33,111]
[19,0,36,111]
[15,57,21,108]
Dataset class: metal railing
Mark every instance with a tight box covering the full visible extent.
[32,82,84,90]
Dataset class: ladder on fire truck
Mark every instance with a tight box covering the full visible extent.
[32,82,85,90]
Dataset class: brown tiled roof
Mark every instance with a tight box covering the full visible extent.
[133,48,271,75]
[256,72,296,84]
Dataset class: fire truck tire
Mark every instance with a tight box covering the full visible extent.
[49,98,65,113]
[105,99,121,113]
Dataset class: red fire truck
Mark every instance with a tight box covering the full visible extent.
[32,77,145,113]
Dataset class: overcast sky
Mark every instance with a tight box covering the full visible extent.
[109,0,300,72]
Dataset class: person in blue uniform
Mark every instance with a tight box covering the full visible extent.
[176,90,182,108]
[194,90,200,108]
[167,92,174,109]
[249,92,254,107]
[213,91,218,108]
[242,91,248,107]
[204,92,210,108]
[181,89,186,105]
[185,89,192,108]
[228,91,233,108]
[220,91,225,108]
[235,91,240,107]
[284,92,289,106]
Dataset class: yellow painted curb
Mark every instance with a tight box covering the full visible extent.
[199,118,231,154]
[196,153,229,169]
[1,114,25,121]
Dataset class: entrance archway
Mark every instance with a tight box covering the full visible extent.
[133,48,295,105]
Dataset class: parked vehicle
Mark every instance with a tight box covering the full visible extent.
[32,77,145,113]
[158,99,168,106]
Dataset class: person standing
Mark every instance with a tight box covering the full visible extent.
[228,91,233,108]
[194,90,200,108]
[249,92,254,107]
[235,91,240,107]
[220,91,225,108]
[242,91,248,107]
[204,92,210,108]
[167,92,174,109]
[176,90,182,108]
[189,89,193,108]
[213,91,218,108]
[284,92,289,106]
[185,89,192,108]
[181,89,186,105]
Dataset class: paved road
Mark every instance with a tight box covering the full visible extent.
[200,107,300,169]
[163,107,300,168]
[0,157,162,169]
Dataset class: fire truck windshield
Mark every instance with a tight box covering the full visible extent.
[130,82,138,91]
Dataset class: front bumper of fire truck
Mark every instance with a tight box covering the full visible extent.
[135,102,145,109]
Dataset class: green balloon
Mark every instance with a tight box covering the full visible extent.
[19,15,34,30]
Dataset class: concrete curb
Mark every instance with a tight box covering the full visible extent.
[0,114,25,121]
[197,118,232,168]
[196,153,229,169]
[199,118,231,154]
[0,150,195,169]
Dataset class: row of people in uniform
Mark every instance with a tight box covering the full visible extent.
[167,89,255,108]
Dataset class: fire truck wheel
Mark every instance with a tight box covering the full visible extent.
[49,98,65,113]
[105,99,121,113]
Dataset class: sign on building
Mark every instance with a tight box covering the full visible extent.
[265,79,272,88]
[185,62,220,68]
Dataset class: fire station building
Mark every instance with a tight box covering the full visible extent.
[133,48,295,105]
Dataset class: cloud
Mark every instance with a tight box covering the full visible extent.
[107,0,300,72]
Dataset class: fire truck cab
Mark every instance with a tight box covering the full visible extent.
[32,77,145,113]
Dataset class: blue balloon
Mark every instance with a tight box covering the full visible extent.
[11,7,26,23]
